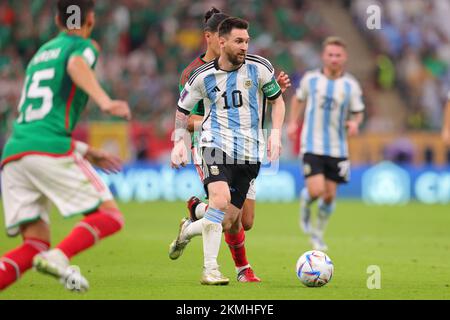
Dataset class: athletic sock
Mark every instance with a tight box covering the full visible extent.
[301,187,314,206]
[316,199,336,238]
[195,202,208,220]
[183,218,204,240]
[224,228,249,272]
[202,207,224,270]
[0,238,50,290]
[56,208,124,259]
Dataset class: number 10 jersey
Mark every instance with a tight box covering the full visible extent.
[1,32,99,166]
[178,55,281,163]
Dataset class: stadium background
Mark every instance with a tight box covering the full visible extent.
[1,0,450,205]
[1,0,450,301]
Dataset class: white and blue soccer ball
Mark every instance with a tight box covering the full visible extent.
[296,250,334,287]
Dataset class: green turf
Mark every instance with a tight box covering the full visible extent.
[1,201,450,300]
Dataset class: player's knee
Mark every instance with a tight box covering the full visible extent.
[223,217,240,233]
[322,193,335,204]
[209,195,230,213]
[100,201,125,229]
[309,187,325,199]
[20,219,51,243]
[242,218,254,231]
[222,219,232,232]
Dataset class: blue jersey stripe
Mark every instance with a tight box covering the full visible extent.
[226,71,244,159]
[323,79,335,156]
[204,74,222,149]
[306,77,318,153]
[339,81,351,157]
[247,64,259,161]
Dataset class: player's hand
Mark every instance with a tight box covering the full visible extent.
[171,140,188,169]
[85,148,123,174]
[267,131,282,162]
[287,122,298,141]
[277,71,291,93]
[346,120,359,136]
[442,128,450,146]
[103,100,132,120]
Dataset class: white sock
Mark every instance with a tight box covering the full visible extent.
[301,187,314,207]
[202,207,225,270]
[183,219,203,240]
[316,199,335,238]
[195,202,208,220]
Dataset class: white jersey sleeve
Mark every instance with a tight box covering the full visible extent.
[295,72,311,101]
[177,74,205,114]
[349,80,365,113]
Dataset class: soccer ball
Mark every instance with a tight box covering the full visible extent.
[296,250,334,287]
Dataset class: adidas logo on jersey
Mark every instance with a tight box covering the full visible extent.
[211,86,221,93]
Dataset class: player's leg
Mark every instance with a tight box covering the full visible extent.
[314,180,337,244]
[199,180,230,285]
[223,164,261,283]
[186,146,209,221]
[26,154,122,291]
[301,173,326,234]
[168,148,207,259]
[241,193,255,231]
[310,180,337,251]
[0,159,52,290]
[225,190,260,282]
[311,156,348,251]
[300,154,326,234]
[54,199,124,260]
[0,220,50,290]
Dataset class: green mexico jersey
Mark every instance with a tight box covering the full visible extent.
[1,32,99,165]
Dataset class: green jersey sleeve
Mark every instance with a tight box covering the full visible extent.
[70,39,99,69]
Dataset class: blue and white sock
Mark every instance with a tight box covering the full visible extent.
[316,199,336,238]
[202,207,225,270]
[301,188,314,207]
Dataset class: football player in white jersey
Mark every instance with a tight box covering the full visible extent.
[288,36,364,251]
[441,91,450,145]
[170,17,286,285]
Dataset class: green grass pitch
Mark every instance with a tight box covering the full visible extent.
[1,201,450,300]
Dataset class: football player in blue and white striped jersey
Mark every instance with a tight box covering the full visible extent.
[288,36,364,251]
[171,17,286,285]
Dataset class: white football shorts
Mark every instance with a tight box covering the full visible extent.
[1,153,113,237]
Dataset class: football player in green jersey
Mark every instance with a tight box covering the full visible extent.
[169,8,291,284]
[0,0,131,292]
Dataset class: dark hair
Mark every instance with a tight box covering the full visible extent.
[204,7,229,32]
[218,17,249,37]
[57,0,95,27]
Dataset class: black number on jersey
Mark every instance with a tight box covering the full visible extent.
[222,90,243,110]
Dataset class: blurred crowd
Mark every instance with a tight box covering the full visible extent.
[5,0,443,162]
[351,0,450,131]
[0,0,331,160]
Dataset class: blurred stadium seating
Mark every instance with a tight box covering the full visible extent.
[0,0,449,164]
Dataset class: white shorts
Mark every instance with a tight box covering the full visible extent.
[191,146,256,201]
[1,153,113,237]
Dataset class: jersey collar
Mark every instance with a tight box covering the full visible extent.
[214,57,246,72]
